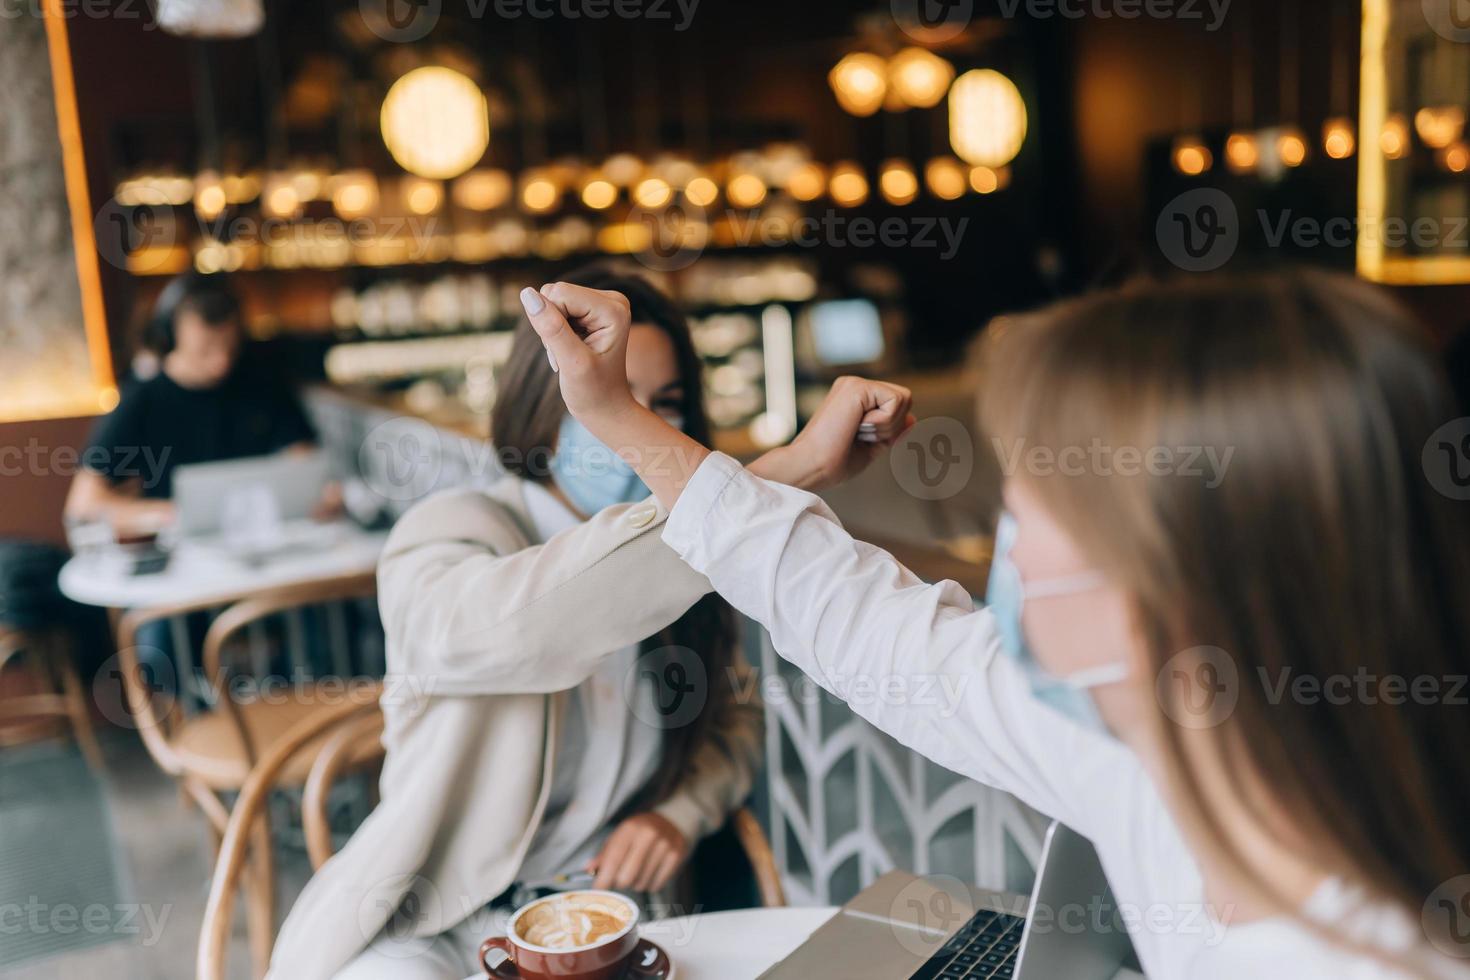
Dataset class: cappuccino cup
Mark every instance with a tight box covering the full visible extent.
[479,890,670,980]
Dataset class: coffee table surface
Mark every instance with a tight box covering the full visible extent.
[464,906,835,980]
[461,904,1151,979]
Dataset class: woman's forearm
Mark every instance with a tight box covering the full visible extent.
[589,401,826,509]
[585,403,710,511]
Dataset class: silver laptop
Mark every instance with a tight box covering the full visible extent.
[760,821,1133,980]
[173,451,331,541]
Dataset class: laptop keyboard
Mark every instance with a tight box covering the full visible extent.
[908,908,1025,980]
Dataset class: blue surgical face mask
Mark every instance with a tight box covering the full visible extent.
[984,511,1127,734]
[549,414,652,516]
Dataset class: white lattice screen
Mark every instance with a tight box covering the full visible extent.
[752,627,1051,907]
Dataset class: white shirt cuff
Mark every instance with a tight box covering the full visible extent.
[662,451,744,571]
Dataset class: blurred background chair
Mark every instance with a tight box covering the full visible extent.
[0,624,103,769]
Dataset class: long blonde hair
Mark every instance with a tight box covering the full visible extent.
[980,269,1470,968]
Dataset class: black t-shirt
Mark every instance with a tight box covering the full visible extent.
[83,358,316,499]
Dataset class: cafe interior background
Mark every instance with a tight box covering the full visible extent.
[0,0,1468,976]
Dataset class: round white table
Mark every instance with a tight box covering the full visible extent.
[465,907,837,980]
[639,907,836,979]
[462,906,1150,979]
[58,521,388,610]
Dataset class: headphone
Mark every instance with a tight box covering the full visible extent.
[144,272,240,354]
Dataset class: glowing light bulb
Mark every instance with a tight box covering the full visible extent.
[828,162,869,206]
[452,169,512,211]
[330,170,379,219]
[1276,128,1307,167]
[1381,115,1410,159]
[521,172,560,213]
[949,69,1027,167]
[402,177,443,215]
[879,160,919,205]
[1443,142,1469,173]
[1171,137,1212,176]
[194,170,227,219]
[684,176,719,207]
[829,53,888,117]
[632,177,672,208]
[262,175,300,218]
[380,66,489,180]
[1225,132,1260,172]
[924,157,968,200]
[726,172,768,208]
[1415,106,1465,149]
[1322,118,1356,160]
[786,163,826,202]
[969,165,999,194]
[887,47,954,109]
[580,177,618,210]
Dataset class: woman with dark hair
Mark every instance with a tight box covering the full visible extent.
[531,269,1470,978]
[65,271,317,528]
[268,266,762,979]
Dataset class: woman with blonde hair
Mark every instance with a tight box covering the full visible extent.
[524,268,1470,977]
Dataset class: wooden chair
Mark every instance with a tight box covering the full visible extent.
[0,624,104,769]
[112,571,381,976]
[199,704,787,979]
[198,699,379,980]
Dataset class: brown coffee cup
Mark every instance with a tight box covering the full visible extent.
[479,890,671,980]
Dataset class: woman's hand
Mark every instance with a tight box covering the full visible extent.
[519,282,638,422]
[752,376,916,491]
[587,812,690,893]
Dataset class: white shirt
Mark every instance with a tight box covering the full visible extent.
[515,480,663,883]
[662,452,1465,979]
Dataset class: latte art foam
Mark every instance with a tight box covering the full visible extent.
[514,893,633,950]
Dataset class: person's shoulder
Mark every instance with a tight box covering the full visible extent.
[385,483,531,555]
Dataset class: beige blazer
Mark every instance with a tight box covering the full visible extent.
[268,478,763,979]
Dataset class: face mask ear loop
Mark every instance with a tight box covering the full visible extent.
[1021,571,1110,600]
[1063,661,1131,691]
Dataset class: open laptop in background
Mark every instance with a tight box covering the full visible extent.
[759,821,1134,980]
[172,451,336,562]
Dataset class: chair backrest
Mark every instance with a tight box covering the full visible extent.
[200,572,378,769]
[196,699,378,980]
[113,571,378,775]
[302,709,386,870]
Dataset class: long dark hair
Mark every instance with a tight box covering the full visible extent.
[982,269,1470,969]
[493,263,739,810]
